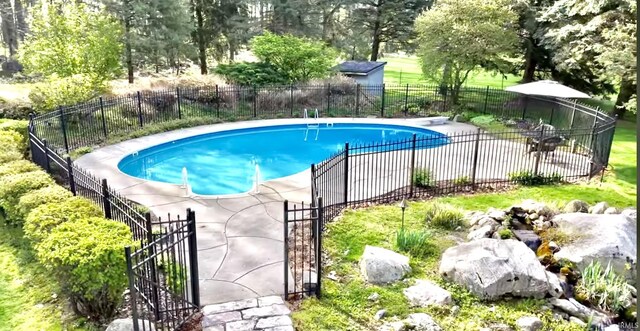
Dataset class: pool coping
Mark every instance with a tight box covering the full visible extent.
[75,117,474,201]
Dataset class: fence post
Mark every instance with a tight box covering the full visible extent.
[283,200,289,297]
[177,87,182,119]
[569,100,577,131]
[483,86,490,114]
[343,143,349,206]
[533,126,545,176]
[290,85,294,117]
[403,84,409,116]
[59,107,69,153]
[43,139,51,173]
[136,91,143,127]
[315,197,323,298]
[99,97,108,139]
[124,246,140,331]
[409,134,416,198]
[102,178,112,219]
[470,129,481,190]
[215,85,220,118]
[144,213,161,321]
[549,106,555,125]
[187,209,201,307]
[380,84,385,117]
[66,156,76,196]
[355,84,360,116]
[326,84,331,114]
[253,85,258,118]
[521,96,529,120]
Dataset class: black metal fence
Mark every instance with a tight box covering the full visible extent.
[283,198,323,299]
[125,209,200,331]
[29,84,610,155]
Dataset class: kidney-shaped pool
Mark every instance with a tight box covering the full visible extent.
[117,123,449,195]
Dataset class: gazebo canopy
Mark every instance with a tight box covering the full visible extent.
[505,80,590,99]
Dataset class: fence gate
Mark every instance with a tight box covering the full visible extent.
[283,198,323,299]
[125,209,201,331]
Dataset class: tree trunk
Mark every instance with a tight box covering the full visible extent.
[369,18,381,61]
[522,38,537,83]
[612,78,636,119]
[195,0,207,74]
[14,0,27,42]
[0,0,17,56]
[124,0,134,83]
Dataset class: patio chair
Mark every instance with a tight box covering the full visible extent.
[528,135,564,160]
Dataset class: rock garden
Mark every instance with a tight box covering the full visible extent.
[292,199,637,331]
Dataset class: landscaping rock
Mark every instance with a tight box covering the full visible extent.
[360,245,411,284]
[439,239,552,300]
[548,241,560,253]
[467,225,494,240]
[453,114,467,123]
[515,316,543,331]
[511,230,542,252]
[603,325,620,331]
[403,279,452,307]
[488,209,507,221]
[545,271,564,298]
[604,207,619,214]
[563,200,589,213]
[568,316,586,326]
[528,213,539,220]
[548,298,607,324]
[368,292,380,301]
[621,208,637,221]
[510,220,530,230]
[590,202,609,214]
[106,319,155,331]
[374,309,386,320]
[405,313,442,331]
[552,213,636,281]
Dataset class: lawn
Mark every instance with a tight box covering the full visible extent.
[380,55,521,89]
[292,119,636,330]
[0,221,92,331]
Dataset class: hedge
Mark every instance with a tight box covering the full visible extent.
[36,217,133,320]
[0,119,28,143]
[0,130,24,163]
[0,159,40,178]
[24,196,104,244]
[0,170,55,223]
[17,185,73,222]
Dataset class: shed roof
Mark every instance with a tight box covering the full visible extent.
[336,61,387,75]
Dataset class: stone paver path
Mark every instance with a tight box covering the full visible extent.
[201,295,293,331]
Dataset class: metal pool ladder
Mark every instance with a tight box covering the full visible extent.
[304,108,320,141]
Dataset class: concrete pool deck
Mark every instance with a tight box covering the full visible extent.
[75,117,590,305]
[76,117,473,304]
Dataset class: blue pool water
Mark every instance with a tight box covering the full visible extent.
[118,123,448,195]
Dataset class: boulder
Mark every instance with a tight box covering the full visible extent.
[453,114,467,123]
[621,208,636,221]
[512,230,542,252]
[545,271,564,298]
[467,225,494,241]
[360,246,411,284]
[604,207,619,214]
[563,200,589,213]
[405,313,442,331]
[403,279,452,307]
[106,319,155,331]
[488,209,507,221]
[590,202,609,214]
[0,60,23,73]
[549,298,607,324]
[515,316,543,331]
[439,239,552,300]
[519,200,553,216]
[552,213,636,281]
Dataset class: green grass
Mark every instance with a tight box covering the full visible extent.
[0,221,93,331]
[380,56,521,88]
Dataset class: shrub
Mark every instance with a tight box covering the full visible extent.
[575,261,632,313]
[413,167,435,188]
[0,130,25,163]
[0,159,40,178]
[498,229,513,239]
[36,217,133,320]
[213,62,289,86]
[29,74,105,112]
[0,170,55,223]
[24,196,103,243]
[17,185,73,221]
[453,176,471,186]
[395,228,433,257]
[0,100,33,120]
[508,170,563,186]
[0,119,29,141]
[70,146,93,159]
[470,115,496,125]
[424,202,465,230]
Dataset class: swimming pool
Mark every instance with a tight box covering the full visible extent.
[118,123,448,195]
